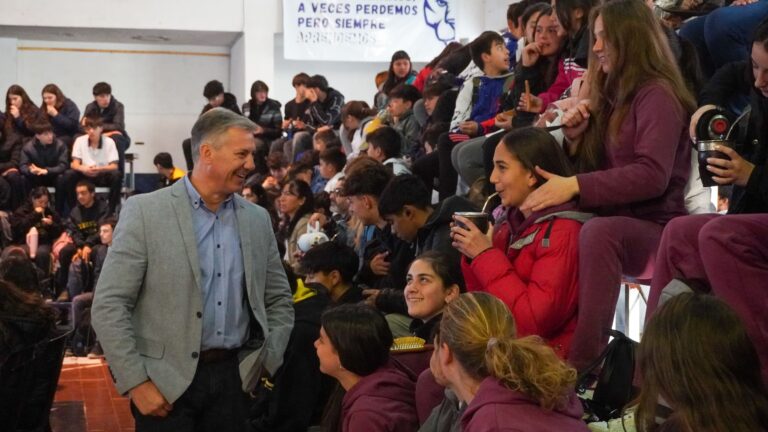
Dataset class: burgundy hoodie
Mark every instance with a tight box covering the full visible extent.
[341,360,419,432]
[576,82,690,224]
[461,377,588,432]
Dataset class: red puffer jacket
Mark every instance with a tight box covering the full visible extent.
[461,202,589,359]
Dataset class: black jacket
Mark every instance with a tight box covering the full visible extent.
[250,286,333,432]
[308,88,345,129]
[357,224,415,315]
[67,198,110,248]
[700,61,768,214]
[244,98,283,140]
[201,93,242,116]
[84,97,127,136]
[284,98,311,122]
[10,203,63,245]
[47,98,81,138]
[0,133,21,174]
[417,195,477,260]
[20,138,69,175]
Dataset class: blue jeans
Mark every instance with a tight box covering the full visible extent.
[680,2,768,78]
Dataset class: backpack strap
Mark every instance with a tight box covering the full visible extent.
[541,218,556,248]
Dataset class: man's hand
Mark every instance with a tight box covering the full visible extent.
[293,119,306,130]
[253,124,264,135]
[2,168,19,177]
[129,380,173,417]
[707,145,756,187]
[369,251,390,276]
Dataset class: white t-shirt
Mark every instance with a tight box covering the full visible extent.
[72,135,119,167]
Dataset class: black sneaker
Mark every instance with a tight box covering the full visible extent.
[87,342,104,359]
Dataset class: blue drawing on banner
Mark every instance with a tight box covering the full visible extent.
[423,0,456,44]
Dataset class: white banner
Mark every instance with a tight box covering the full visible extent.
[282,0,458,62]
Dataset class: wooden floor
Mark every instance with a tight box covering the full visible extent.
[54,357,134,432]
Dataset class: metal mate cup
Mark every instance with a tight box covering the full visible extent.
[697,140,732,187]
[454,211,489,234]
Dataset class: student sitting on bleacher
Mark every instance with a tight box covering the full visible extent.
[83,82,130,172]
[431,292,586,432]
[10,187,62,280]
[20,120,69,215]
[62,116,122,215]
[316,304,418,432]
[55,180,109,300]
[635,293,768,431]
[378,174,476,268]
[452,128,586,359]
[382,84,423,160]
[413,31,513,200]
[523,0,695,372]
[67,216,114,358]
[4,84,42,139]
[277,179,314,273]
[242,80,283,149]
[152,151,185,189]
[404,251,461,341]
[40,83,81,150]
[302,241,363,305]
[0,120,26,212]
[365,126,412,176]
[342,160,414,324]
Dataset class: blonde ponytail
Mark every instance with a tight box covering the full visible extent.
[440,293,577,411]
[485,335,577,410]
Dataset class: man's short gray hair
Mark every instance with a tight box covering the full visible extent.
[190,108,257,163]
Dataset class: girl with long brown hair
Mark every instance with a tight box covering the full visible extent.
[431,292,587,431]
[636,293,768,431]
[40,83,81,145]
[518,0,696,372]
[4,84,41,138]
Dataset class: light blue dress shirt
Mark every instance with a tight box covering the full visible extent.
[184,176,249,350]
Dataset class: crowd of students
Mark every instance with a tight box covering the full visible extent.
[2,0,768,430]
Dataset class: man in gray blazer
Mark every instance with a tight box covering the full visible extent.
[92,108,294,431]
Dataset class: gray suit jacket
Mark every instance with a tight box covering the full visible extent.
[92,180,294,403]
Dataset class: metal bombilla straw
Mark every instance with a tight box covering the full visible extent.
[481,192,499,214]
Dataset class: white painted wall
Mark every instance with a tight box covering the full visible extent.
[8,40,230,173]
[0,0,244,32]
[0,38,17,89]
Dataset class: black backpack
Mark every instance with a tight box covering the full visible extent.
[577,329,639,421]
